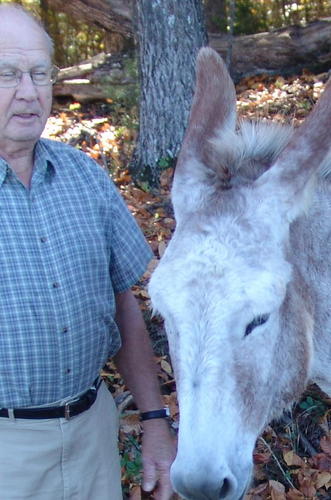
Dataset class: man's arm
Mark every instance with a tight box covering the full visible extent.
[114,289,176,499]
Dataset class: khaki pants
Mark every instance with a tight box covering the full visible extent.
[0,382,122,500]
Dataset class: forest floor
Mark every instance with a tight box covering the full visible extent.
[43,69,331,500]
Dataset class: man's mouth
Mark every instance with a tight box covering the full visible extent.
[13,113,39,120]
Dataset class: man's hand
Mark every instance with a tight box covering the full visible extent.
[114,289,176,497]
[142,419,176,500]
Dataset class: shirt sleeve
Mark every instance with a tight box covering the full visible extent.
[53,141,153,295]
[108,184,153,293]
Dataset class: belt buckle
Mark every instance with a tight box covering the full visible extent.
[64,403,71,420]
[8,408,15,420]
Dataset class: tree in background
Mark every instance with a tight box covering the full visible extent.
[130,0,208,187]
[1,0,330,67]
[204,0,228,32]
[234,0,268,34]
[0,0,125,67]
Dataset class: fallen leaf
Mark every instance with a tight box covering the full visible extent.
[120,414,141,434]
[160,359,173,376]
[245,480,269,498]
[297,473,316,498]
[253,452,271,464]
[315,471,331,489]
[311,453,331,471]
[163,392,179,419]
[283,450,305,467]
[269,479,286,500]
[158,240,167,258]
[286,488,304,499]
[129,485,141,499]
[320,436,331,456]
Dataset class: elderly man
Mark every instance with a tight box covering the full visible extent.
[0,3,175,499]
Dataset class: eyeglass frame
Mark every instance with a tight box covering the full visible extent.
[0,65,60,88]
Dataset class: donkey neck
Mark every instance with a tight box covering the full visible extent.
[289,179,331,392]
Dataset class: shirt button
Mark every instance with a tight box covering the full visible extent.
[52,282,60,288]
[40,236,47,243]
[66,368,71,374]
[62,326,69,333]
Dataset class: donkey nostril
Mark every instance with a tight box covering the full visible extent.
[171,463,238,500]
[219,477,231,497]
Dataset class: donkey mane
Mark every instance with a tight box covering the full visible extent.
[204,119,331,191]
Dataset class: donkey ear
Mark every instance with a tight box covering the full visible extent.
[255,77,331,222]
[172,47,237,221]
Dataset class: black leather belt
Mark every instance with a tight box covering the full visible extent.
[0,378,102,420]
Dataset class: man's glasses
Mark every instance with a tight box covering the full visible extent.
[0,65,59,88]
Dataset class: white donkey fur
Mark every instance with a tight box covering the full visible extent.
[149,47,331,500]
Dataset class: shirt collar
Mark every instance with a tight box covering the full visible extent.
[33,140,56,185]
[0,158,8,186]
[0,140,56,187]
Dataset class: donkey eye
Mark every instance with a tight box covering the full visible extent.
[244,314,269,337]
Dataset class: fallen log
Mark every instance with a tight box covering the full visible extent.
[53,52,136,101]
[50,0,133,37]
[210,18,331,81]
[53,19,331,100]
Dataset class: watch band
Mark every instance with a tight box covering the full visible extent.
[140,408,169,421]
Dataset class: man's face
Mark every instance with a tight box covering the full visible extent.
[0,11,52,155]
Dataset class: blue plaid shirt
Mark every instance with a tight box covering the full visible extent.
[0,139,152,407]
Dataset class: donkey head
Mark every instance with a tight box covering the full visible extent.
[149,48,331,500]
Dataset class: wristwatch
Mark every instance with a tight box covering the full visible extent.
[140,407,170,421]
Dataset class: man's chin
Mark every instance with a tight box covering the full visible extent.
[6,126,44,146]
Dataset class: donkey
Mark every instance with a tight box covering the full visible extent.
[148,47,331,500]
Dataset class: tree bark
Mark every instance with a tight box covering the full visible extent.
[130,0,208,186]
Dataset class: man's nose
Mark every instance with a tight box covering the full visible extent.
[15,72,38,100]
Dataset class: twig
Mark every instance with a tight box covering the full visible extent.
[281,412,318,456]
[298,432,318,456]
[161,379,175,387]
[259,437,296,489]
[115,391,134,413]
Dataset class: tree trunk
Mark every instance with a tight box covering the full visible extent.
[130,0,208,187]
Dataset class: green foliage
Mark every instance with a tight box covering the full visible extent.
[205,0,331,36]
[157,155,174,170]
[102,58,139,131]
[210,15,228,33]
[131,154,175,192]
[234,0,269,35]
[120,435,142,493]
[0,0,113,67]
[299,395,327,418]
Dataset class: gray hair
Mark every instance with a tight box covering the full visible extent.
[0,2,54,57]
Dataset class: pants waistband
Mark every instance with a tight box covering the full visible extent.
[0,378,102,420]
